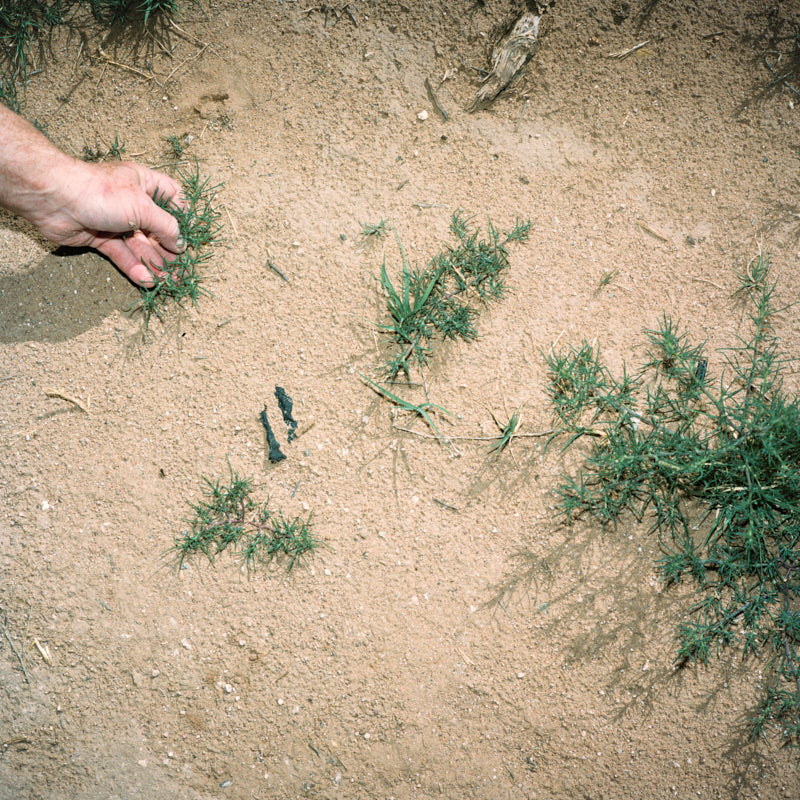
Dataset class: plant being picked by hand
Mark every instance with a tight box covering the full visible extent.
[377,211,531,378]
[170,468,318,572]
[135,162,222,324]
[545,251,800,747]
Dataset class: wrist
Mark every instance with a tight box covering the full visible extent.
[0,106,77,227]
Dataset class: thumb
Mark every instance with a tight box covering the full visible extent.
[132,195,186,254]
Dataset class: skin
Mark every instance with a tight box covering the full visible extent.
[0,104,185,286]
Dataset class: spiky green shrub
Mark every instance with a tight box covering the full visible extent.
[545,252,800,747]
[170,468,318,572]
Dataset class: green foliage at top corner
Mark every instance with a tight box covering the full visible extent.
[85,0,191,26]
[134,161,222,325]
[0,0,67,79]
[376,210,531,379]
[0,0,192,105]
[545,251,800,748]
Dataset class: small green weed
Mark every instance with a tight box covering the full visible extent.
[166,133,186,158]
[170,468,318,572]
[598,269,617,288]
[376,211,530,379]
[0,1,191,99]
[107,133,125,159]
[134,162,222,324]
[82,134,125,162]
[545,251,800,747]
[360,218,389,240]
[363,211,529,444]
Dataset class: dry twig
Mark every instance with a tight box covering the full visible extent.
[44,389,90,413]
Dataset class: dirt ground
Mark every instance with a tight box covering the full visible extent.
[2,1,800,798]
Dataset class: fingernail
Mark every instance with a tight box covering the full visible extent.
[176,236,186,251]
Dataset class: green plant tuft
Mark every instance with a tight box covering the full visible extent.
[545,251,800,747]
[375,211,530,379]
[134,161,222,324]
[170,467,318,572]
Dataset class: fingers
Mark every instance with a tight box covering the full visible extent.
[95,235,168,288]
[130,199,186,255]
[129,162,187,212]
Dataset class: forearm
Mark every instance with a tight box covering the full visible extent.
[0,104,78,227]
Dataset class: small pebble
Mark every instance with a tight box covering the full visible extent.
[417,110,428,121]
[220,780,232,788]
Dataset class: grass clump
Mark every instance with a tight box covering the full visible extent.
[545,251,800,747]
[0,1,190,113]
[376,211,530,379]
[134,162,222,324]
[0,0,66,79]
[170,468,318,572]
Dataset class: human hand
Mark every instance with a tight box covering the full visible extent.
[29,160,187,287]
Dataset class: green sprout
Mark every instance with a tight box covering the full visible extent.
[166,133,185,158]
[488,407,522,456]
[546,251,800,747]
[107,133,125,159]
[360,218,389,240]
[359,372,451,442]
[170,467,318,572]
[598,269,617,288]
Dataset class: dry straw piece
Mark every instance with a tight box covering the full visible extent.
[468,2,553,112]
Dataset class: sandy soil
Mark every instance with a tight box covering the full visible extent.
[2,1,800,798]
